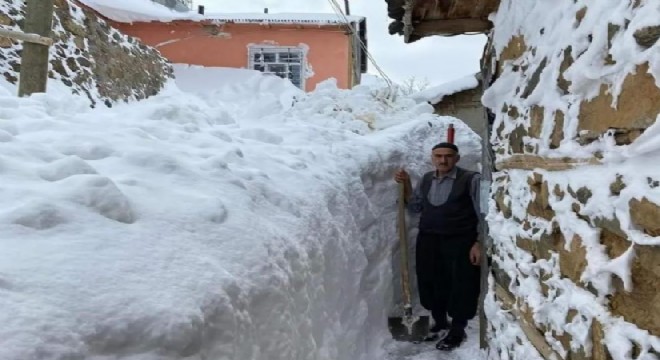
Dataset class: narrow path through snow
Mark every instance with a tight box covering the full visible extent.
[0,66,484,360]
[385,319,484,360]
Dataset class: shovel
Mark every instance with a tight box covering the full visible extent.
[388,182,429,342]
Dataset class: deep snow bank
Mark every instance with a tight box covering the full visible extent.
[0,68,480,359]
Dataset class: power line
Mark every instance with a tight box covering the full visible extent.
[325,0,395,91]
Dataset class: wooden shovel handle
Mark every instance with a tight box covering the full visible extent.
[398,182,413,307]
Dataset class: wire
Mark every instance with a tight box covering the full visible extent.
[325,0,395,91]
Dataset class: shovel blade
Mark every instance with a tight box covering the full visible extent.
[387,315,430,342]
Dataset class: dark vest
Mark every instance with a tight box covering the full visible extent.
[418,167,479,237]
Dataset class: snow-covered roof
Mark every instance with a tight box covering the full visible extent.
[204,13,365,25]
[78,0,365,25]
[411,73,480,105]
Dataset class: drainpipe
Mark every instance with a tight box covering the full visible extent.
[402,0,416,43]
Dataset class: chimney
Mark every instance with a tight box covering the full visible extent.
[264,7,269,14]
[198,5,205,15]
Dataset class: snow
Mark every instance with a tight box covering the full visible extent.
[483,0,660,359]
[411,74,480,105]
[0,65,483,359]
[78,0,364,25]
[196,13,365,25]
[384,319,485,360]
[78,0,203,23]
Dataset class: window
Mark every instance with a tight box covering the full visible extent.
[249,46,305,89]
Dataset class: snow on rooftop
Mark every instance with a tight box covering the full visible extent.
[411,74,480,105]
[204,12,365,25]
[78,0,364,25]
[78,0,199,23]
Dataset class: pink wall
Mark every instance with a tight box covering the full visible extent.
[113,21,353,91]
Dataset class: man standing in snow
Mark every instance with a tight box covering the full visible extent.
[394,142,481,351]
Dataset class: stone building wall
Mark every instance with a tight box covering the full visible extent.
[433,87,486,137]
[482,1,660,359]
[0,0,172,107]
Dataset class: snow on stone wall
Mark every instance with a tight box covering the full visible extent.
[482,1,660,359]
[0,0,171,106]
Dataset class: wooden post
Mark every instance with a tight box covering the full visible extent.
[478,66,496,350]
[18,0,55,97]
[478,109,491,350]
[495,154,601,171]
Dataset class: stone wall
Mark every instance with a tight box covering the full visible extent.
[0,0,172,106]
[482,1,660,359]
[433,87,486,137]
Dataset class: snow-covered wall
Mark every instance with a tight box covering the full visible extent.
[482,1,660,359]
[0,0,171,106]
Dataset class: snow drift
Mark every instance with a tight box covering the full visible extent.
[0,67,481,359]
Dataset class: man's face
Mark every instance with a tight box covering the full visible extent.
[431,147,460,173]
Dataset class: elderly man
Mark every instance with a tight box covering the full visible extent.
[394,142,481,351]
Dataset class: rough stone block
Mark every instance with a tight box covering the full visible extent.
[509,125,526,154]
[527,176,555,220]
[601,231,660,336]
[522,58,547,99]
[609,174,626,196]
[492,261,513,289]
[629,197,660,236]
[0,13,12,26]
[592,319,611,360]
[551,111,565,149]
[553,184,565,200]
[529,106,544,139]
[0,37,14,48]
[558,234,587,284]
[634,25,660,49]
[500,35,527,63]
[578,64,660,134]
[517,223,561,262]
[494,187,512,219]
[602,227,660,336]
[575,7,587,25]
[558,47,573,94]
[610,242,660,337]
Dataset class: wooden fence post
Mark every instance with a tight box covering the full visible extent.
[478,55,497,350]
[18,0,55,97]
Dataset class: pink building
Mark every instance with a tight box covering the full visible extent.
[80,2,367,91]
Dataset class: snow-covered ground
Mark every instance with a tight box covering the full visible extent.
[0,65,483,359]
[385,319,484,360]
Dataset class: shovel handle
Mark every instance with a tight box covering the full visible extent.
[398,182,413,308]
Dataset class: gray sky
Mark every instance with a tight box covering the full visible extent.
[194,0,486,87]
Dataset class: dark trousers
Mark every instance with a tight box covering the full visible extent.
[415,231,481,330]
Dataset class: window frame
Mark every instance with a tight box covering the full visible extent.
[248,45,306,90]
